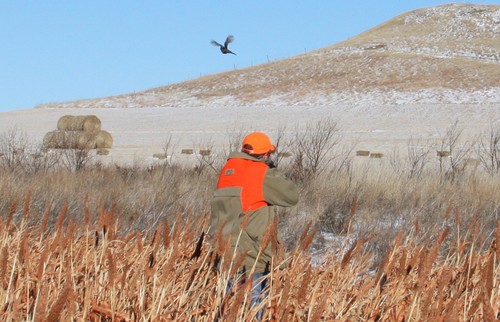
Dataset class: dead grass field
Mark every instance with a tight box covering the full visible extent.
[0,197,498,321]
[0,116,499,320]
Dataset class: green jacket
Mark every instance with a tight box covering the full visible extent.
[210,151,299,274]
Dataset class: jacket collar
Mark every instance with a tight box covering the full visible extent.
[227,151,263,162]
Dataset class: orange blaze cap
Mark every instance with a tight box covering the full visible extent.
[241,132,276,155]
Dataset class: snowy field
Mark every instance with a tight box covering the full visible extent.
[1,103,499,166]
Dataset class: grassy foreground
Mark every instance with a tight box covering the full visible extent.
[0,196,498,321]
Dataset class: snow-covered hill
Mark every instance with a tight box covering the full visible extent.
[38,3,499,109]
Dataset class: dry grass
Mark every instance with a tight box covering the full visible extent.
[0,124,499,320]
[0,198,498,321]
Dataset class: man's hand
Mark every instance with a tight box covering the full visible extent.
[266,159,276,168]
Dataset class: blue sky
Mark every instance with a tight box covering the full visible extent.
[1,1,498,112]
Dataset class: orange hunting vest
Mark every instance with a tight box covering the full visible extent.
[216,158,269,211]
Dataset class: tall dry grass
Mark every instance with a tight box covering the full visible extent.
[1,122,499,271]
[1,132,499,258]
[0,199,498,321]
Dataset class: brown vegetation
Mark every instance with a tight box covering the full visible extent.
[0,199,498,320]
[0,122,499,320]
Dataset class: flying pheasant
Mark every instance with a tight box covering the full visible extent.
[211,35,236,55]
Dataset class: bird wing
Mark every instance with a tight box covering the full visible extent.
[224,35,234,47]
[211,40,222,47]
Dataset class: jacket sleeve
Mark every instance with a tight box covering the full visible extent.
[262,168,299,207]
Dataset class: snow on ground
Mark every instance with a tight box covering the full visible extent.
[1,101,499,167]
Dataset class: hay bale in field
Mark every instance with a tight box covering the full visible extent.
[369,153,384,158]
[199,150,211,156]
[95,131,113,149]
[43,130,97,149]
[437,151,450,158]
[153,153,168,159]
[356,150,370,156]
[43,131,64,149]
[181,149,194,155]
[57,115,101,133]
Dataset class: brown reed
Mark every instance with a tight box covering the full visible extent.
[107,249,116,286]
[0,198,497,321]
[34,282,49,322]
[45,278,72,322]
[55,203,68,231]
[17,229,29,265]
[40,202,52,234]
[22,190,31,219]
[0,245,7,285]
[6,201,16,232]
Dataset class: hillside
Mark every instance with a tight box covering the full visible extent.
[38,3,499,109]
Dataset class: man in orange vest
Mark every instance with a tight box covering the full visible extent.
[210,131,299,319]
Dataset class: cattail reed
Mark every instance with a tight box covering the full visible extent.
[0,198,498,321]
[84,195,91,226]
[6,201,16,230]
[55,203,68,231]
[301,225,317,252]
[17,228,29,265]
[298,221,312,246]
[45,279,72,322]
[160,219,170,248]
[22,191,31,220]
[259,226,273,256]
[40,202,51,234]
[240,211,251,231]
[107,249,116,286]
[0,245,7,285]
[34,284,49,322]
[341,238,359,270]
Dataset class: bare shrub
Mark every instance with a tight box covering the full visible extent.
[161,134,176,165]
[477,125,500,176]
[436,120,474,182]
[271,125,293,169]
[193,139,219,174]
[59,147,93,172]
[222,127,248,160]
[22,147,60,174]
[390,137,431,179]
[0,127,29,170]
[289,118,341,182]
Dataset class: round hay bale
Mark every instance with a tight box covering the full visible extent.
[57,115,101,133]
[356,150,370,157]
[43,130,96,149]
[153,153,167,159]
[369,153,384,158]
[43,131,65,149]
[437,150,450,158]
[95,131,113,149]
[181,149,194,155]
[75,131,97,149]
